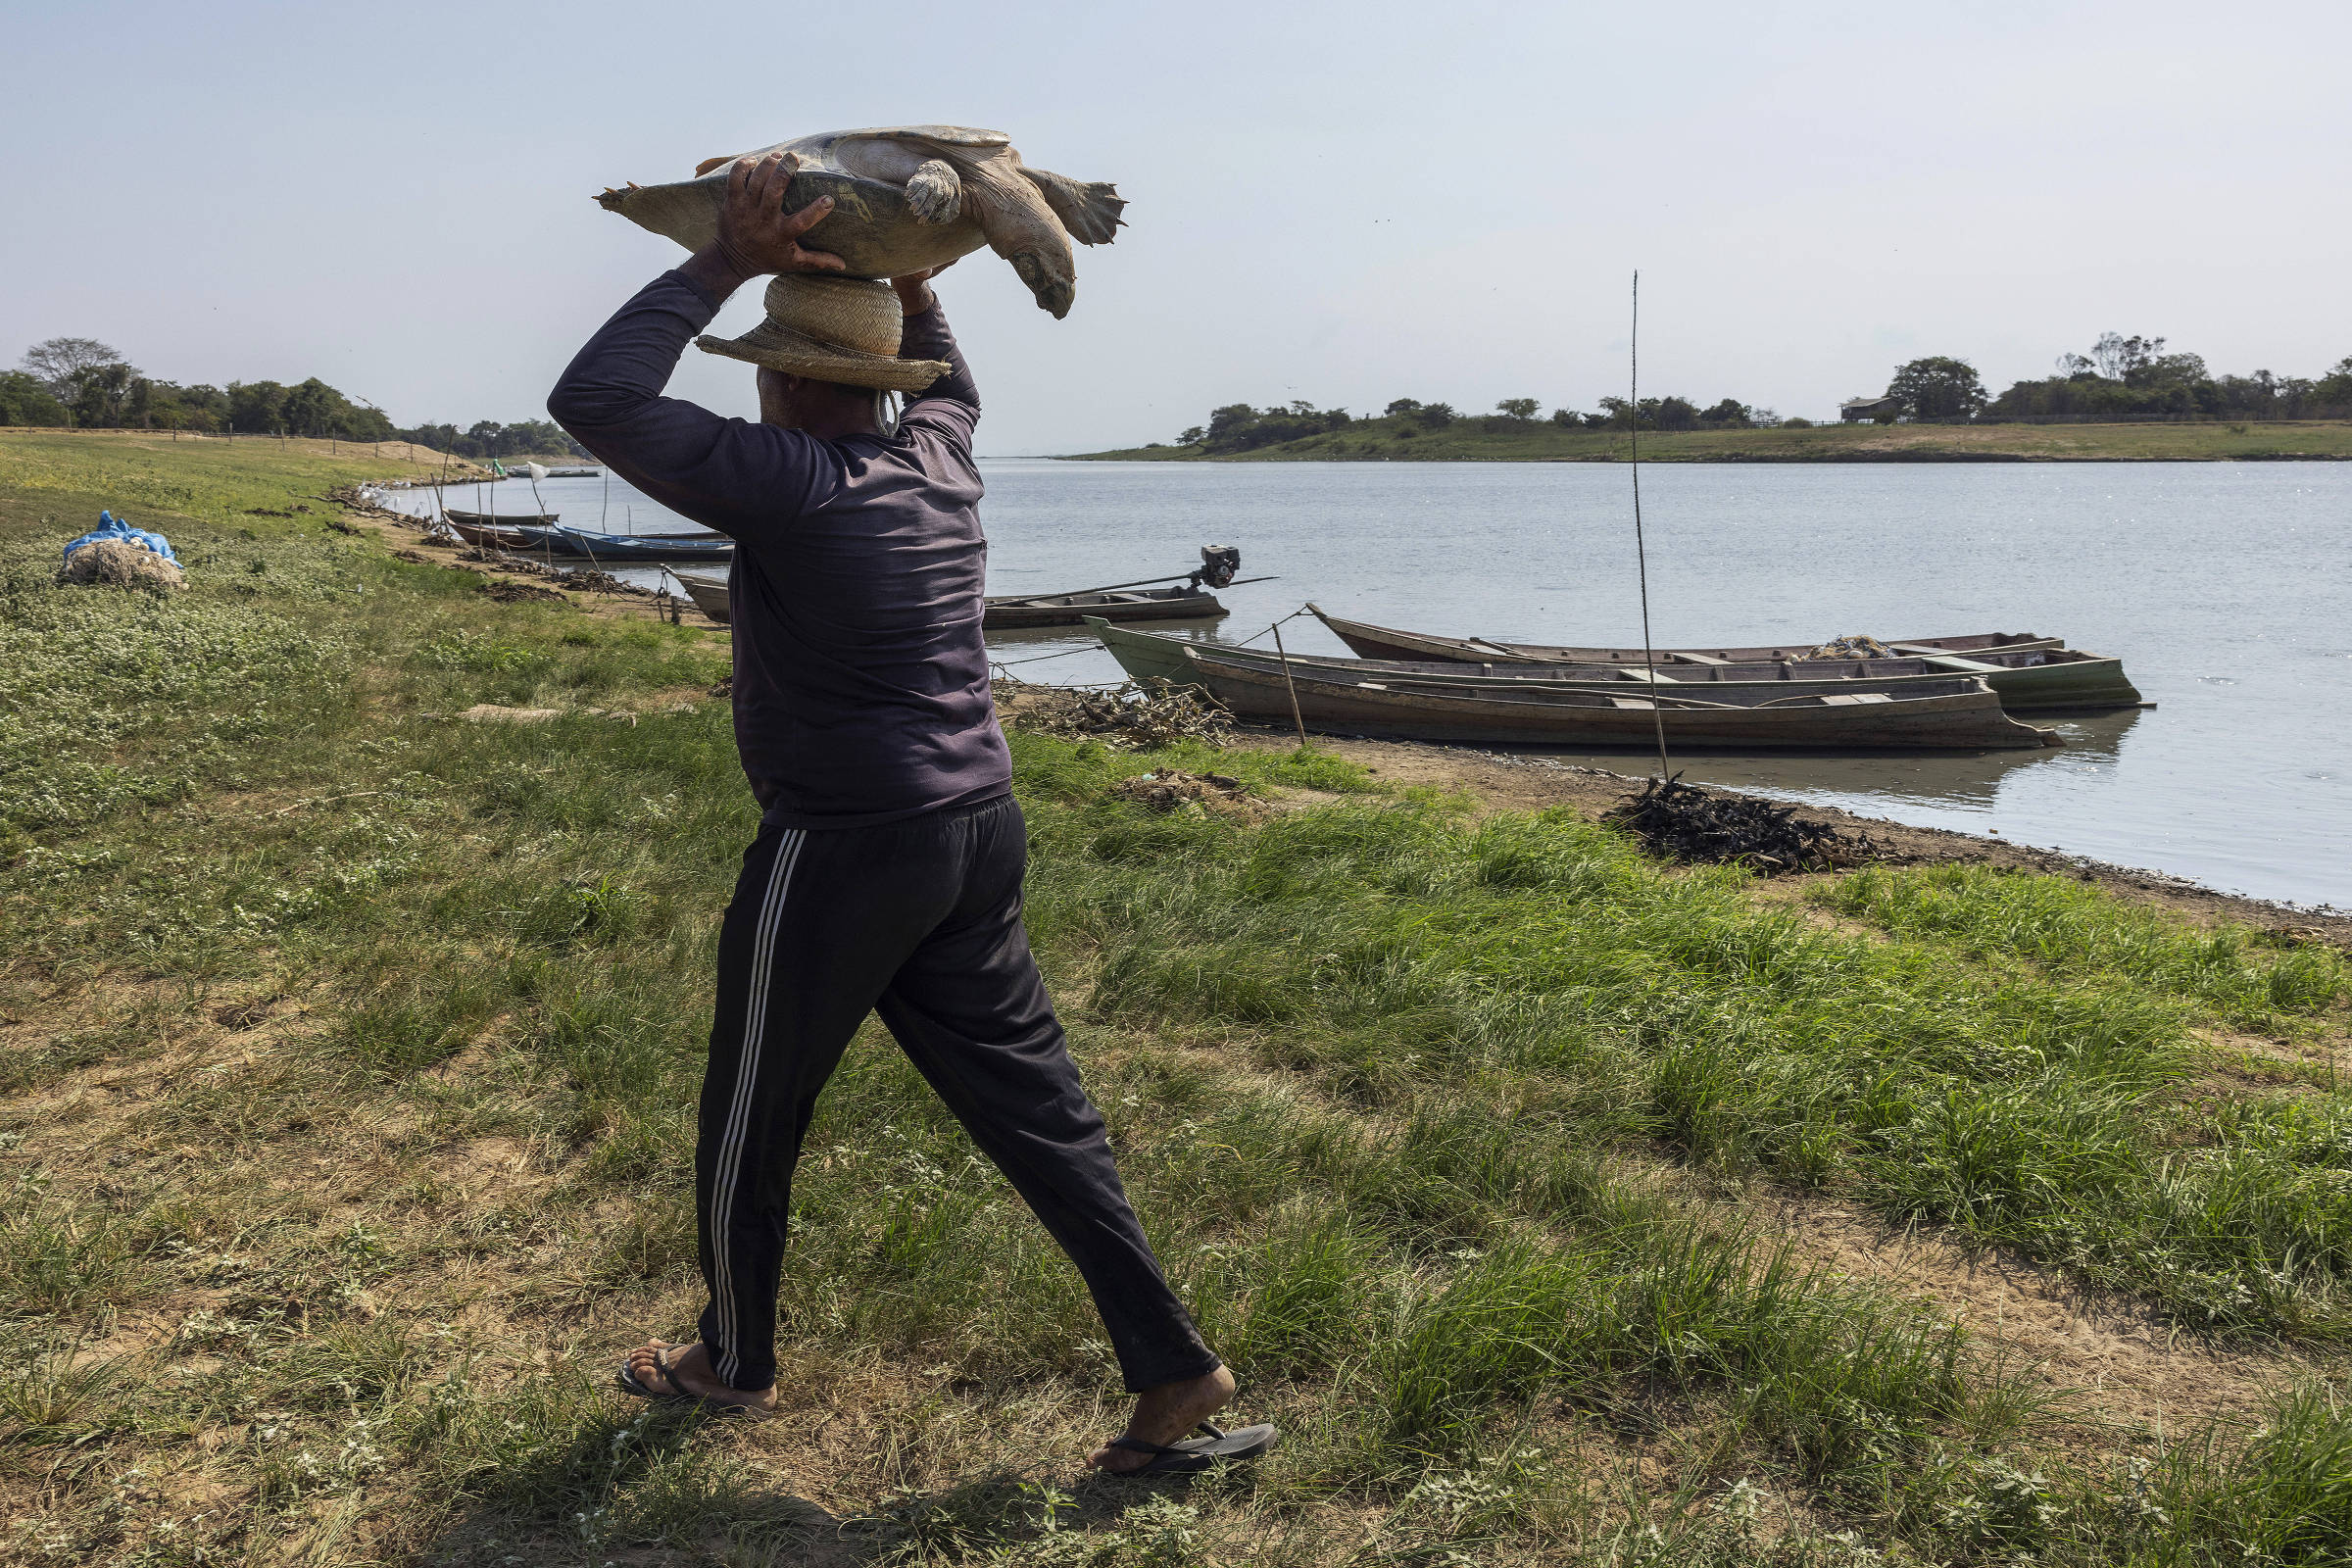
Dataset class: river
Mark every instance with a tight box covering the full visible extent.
[387,461,2352,909]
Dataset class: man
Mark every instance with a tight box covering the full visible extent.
[548,152,1265,1475]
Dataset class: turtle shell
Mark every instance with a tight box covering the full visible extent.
[597,126,1003,280]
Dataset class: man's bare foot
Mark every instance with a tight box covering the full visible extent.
[1086,1364,1236,1473]
[620,1341,777,1413]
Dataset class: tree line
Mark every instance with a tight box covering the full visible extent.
[1173,393,1795,453]
[0,336,586,459]
[1866,335,2352,423]
[1156,333,2352,451]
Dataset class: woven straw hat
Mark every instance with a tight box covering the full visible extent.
[695,274,949,392]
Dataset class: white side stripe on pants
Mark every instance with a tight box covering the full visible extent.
[710,828,808,1385]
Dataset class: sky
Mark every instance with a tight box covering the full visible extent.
[3,0,2346,455]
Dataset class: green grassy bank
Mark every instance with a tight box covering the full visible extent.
[5,437,2352,1565]
[1070,418,2352,463]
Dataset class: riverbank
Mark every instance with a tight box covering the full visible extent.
[1201,728,2352,941]
[0,425,491,499]
[1070,417,2352,463]
[5,437,2351,1565]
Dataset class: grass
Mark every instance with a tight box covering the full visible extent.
[3,436,2351,1564]
[1069,416,2352,464]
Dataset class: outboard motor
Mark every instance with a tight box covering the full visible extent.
[1190,545,1241,590]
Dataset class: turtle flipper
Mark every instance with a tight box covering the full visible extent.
[906,159,962,224]
[1020,167,1126,246]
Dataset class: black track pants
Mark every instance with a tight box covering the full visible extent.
[693,794,1217,1394]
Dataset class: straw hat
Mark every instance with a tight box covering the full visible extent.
[695,274,949,392]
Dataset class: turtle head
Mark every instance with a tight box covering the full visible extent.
[1008,251,1074,319]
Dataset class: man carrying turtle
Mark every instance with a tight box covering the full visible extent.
[547,152,1268,1476]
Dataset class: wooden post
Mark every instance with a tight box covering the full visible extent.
[1270,617,1310,749]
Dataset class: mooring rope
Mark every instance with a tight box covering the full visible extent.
[990,643,1102,668]
[994,604,1314,670]
[1630,270,1671,782]
[1234,605,1315,647]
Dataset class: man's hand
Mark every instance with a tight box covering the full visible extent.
[890,260,956,318]
[680,151,848,300]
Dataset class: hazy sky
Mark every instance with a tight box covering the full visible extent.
[4,1,2345,454]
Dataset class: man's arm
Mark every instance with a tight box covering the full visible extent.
[546,153,850,535]
[889,268,979,438]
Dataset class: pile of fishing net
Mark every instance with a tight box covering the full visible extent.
[997,678,1234,749]
[1110,768,1265,819]
[482,578,567,604]
[1800,634,1895,661]
[1603,773,1876,873]
[59,513,183,593]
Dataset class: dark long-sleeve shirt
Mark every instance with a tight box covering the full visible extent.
[547,271,1009,829]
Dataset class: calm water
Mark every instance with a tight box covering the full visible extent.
[389,463,2352,908]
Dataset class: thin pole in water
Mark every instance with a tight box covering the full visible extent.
[601,468,610,529]
[1630,270,1671,782]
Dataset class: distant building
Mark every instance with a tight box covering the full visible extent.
[1840,395,1902,422]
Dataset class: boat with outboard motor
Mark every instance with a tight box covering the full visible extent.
[983,544,1265,629]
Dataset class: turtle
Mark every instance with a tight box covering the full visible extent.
[596,125,1124,319]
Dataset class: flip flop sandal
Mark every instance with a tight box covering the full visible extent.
[613,1345,760,1417]
[1103,1420,1279,1477]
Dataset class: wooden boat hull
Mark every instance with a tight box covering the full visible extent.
[447,518,733,562]
[984,585,1226,629]
[1091,618,2141,710]
[444,516,557,550]
[541,527,734,563]
[670,570,731,624]
[445,508,559,530]
[1187,652,2059,751]
[1308,604,2066,665]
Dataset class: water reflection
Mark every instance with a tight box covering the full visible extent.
[1508,709,2144,809]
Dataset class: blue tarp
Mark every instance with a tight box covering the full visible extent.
[64,511,177,565]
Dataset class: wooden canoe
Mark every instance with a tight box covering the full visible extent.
[443,514,559,550]
[984,584,1227,630]
[445,507,559,527]
[1184,648,2060,751]
[1307,604,2067,665]
[445,517,733,562]
[540,526,734,563]
[1090,618,2142,711]
[670,569,731,624]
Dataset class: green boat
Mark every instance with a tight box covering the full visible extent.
[1184,648,2059,751]
[1086,617,2143,712]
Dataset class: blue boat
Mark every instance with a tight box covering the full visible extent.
[544,525,735,564]
[443,515,734,563]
